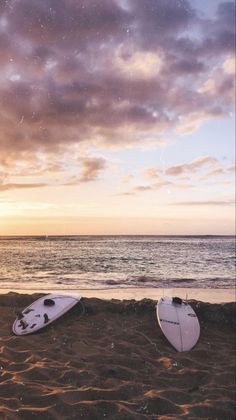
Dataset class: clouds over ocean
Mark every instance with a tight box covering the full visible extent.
[1,1,235,150]
[0,0,235,206]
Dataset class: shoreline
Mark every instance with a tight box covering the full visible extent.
[0,287,235,303]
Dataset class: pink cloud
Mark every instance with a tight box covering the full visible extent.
[0,0,234,171]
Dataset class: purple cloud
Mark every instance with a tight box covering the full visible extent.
[0,0,235,167]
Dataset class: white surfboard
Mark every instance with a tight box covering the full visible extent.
[156,296,200,352]
[13,294,81,335]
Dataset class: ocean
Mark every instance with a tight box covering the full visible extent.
[0,236,235,292]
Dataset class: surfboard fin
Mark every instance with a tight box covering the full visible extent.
[172,297,183,305]
[19,320,28,329]
[43,313,49,324]
[44,299,55,306]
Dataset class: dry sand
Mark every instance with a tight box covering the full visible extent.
[0,293,235,419]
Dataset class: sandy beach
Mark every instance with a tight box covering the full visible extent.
[0,293,235,419]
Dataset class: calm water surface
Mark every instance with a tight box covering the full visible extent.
[0,236,235,291]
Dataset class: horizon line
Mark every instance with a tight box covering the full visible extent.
[0,234,235,238]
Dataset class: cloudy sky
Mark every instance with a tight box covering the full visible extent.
[0,0,235,235]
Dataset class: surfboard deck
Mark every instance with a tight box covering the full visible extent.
[12,294,81,335]
[156,296,200,352]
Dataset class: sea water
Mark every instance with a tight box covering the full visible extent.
[0,236,235,292]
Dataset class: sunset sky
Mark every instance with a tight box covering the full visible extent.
[0,0,235,235]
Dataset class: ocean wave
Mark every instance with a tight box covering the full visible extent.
[172,278,197,283]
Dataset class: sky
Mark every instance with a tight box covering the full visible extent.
[0,0,235,235]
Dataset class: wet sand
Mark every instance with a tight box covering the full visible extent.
[0,287,235,303]
[0,293,235,419]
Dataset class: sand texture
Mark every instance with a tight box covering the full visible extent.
[0,293,235,419]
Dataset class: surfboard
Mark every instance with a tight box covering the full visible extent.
[156,296,200,352]
[12,294,81,335]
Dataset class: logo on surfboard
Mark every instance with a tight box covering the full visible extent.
[160,318,180,325]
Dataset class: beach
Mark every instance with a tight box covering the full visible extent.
[0,292,235,419]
